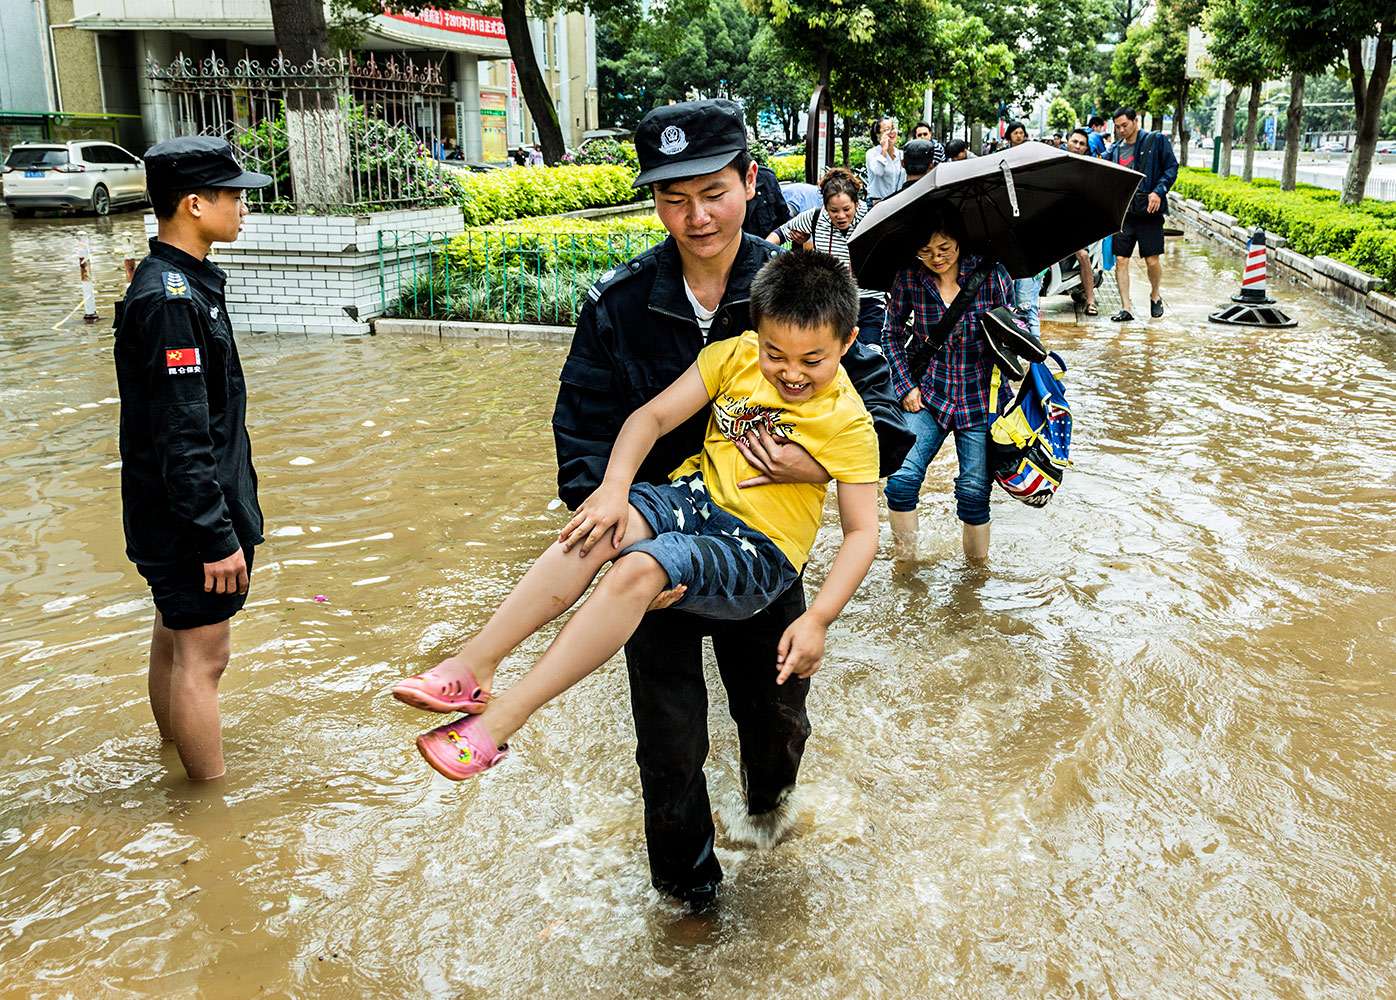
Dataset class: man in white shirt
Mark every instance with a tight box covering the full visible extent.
[863,118,904,204]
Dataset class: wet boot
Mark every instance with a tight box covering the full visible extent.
[889,509,919,563]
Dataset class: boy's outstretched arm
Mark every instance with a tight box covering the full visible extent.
[776,480,880,683]
[559,363,709,555]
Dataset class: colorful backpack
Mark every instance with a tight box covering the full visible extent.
[987,352,1072,506]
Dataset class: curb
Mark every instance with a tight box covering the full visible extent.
[371,317,574,344]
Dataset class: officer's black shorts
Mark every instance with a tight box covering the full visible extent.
[138,547,255,631]
[1111,212,1166,259]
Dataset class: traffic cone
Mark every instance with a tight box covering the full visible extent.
[1209,227,1296,327]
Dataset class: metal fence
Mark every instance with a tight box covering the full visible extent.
[380,228,668,325]
[147,51,454,212]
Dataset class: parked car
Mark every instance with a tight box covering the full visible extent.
[1316,141,1349,153]
[2,141,148,217]
[1376,140,1396,155]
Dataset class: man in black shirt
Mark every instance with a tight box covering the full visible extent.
[553,100,912,908]
[113,136,270,781]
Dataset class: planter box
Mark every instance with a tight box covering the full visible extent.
[1311,255,1383,294]
[144,205,465,336]
[1274,247,1315,281]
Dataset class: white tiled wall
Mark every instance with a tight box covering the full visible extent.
[143,206,465,336]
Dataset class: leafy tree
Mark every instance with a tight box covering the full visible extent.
[1048,96,1077,132]
[926,3,1014,133]
[1202,0,1278,178]
[972,0,1112,113]
[744,25,817,141]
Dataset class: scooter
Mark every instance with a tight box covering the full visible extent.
[1040,241,1105,304]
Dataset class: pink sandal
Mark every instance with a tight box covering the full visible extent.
[392,663,491,714]
[416,716,508,781]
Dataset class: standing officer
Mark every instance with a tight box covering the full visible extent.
[552,99,912,909]
[113,136,270,781]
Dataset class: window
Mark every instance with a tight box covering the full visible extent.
[104,145,138,165]
[6,147,68,168]
[79,145,109,164]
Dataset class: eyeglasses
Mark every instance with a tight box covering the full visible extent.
[917,246,957,261]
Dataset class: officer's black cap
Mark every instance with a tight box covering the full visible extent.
[143,136,273,192]
[633,99,748,188]
[903,139,938,176]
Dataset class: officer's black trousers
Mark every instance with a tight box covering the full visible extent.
[623,579,811,903]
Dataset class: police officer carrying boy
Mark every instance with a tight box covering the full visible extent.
[113,136,271,781]
[553,99,913,908]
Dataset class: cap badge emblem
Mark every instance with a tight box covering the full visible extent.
[659,126,689,155]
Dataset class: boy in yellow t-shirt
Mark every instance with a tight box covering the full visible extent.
[395,252,881,782]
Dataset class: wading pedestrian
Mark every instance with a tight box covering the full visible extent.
[112,137,270,782]
[1105,106,1178,321]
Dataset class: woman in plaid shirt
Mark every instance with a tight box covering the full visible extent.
[879,211,1014,562]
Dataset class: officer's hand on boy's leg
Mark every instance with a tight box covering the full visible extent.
[203,548,248,595]
[736,427,830,488]
[646,584,687,612]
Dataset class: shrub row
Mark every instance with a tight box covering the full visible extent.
[445,215,666,271]
[1172,168,1396,287]
[452,164,642,227]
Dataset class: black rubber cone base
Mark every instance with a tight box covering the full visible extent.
[1208,303,1297,327]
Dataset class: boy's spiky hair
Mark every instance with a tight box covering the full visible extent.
[749,250,858,340]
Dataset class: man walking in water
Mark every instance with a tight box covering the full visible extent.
[552,99,911,909]
[1105,105,1178,322]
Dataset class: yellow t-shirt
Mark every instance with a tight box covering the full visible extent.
[671,331,879,571]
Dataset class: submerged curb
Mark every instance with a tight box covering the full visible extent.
[1167,191,1392,331]
[371,318,574,344]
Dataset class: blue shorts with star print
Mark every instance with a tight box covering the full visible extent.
[623,473,799,620]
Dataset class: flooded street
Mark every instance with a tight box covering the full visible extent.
[2,209,1395,999]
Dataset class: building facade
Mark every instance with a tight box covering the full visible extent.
[4,0,596,162]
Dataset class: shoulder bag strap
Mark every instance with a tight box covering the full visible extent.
[906,260,994,383]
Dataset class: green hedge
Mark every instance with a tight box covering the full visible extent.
[446,215,666,271]
[453,164,642,227]
[1173,168,1396,287]
[771,158,805,182]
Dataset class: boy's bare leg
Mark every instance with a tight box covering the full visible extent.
[168,620,232,780]
[962,522,990,562]
[438,507,657,688]
[1115,257,1133,315]
[147,612,176,740]
[473,550,671,746]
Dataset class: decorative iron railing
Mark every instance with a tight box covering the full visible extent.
[146,51,459,213]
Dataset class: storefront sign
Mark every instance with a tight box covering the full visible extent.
[384,8,507,39]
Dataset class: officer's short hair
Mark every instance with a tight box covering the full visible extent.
[149,185,228,221]
[652,150,752,194]
[749,251,858,342]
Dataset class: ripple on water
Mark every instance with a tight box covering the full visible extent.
[1,227,1396,997]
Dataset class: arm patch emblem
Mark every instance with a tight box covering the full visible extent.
[163,271,190,299]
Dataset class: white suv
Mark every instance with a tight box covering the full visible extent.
[2,141,148,217]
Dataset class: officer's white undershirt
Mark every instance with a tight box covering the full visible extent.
[683,278,718,341]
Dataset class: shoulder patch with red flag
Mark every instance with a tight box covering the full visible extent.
[165,347,202,375]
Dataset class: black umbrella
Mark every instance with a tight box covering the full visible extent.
[848,143,1145,290]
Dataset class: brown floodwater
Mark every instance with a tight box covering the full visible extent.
[1,210,1394,999]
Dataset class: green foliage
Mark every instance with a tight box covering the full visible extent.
[454,165,642,227]
[562,139,639,170]
[771,157,806,182]
[1173,167,1396,285]
[930,4,1015,124]
[1047,97,1077,132]
[971,0,1111,112]
[392,216,667,324]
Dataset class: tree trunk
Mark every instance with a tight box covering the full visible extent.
[1242,81,1261,182]
[1281,70,1304,191]
[501,0,565,166]
[268,0,348,210]
[841,118,850,167]
[1219,83,1240,178]
[1342,33,1393,206]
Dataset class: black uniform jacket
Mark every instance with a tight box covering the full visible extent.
[113,239,263,568]
[552,233,914,509]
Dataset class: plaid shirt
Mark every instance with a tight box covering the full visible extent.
[881,253,1013,429]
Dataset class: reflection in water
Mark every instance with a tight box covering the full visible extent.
[1,212,1395,998]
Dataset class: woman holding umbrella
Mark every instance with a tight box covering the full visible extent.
[879,208,1014,563]
[770,167,886,348]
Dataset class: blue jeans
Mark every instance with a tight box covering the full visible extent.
[1013,274,1041,340]
[883,409,991,525]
